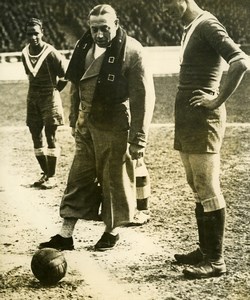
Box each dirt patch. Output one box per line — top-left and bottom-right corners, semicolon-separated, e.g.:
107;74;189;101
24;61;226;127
0;124;249;300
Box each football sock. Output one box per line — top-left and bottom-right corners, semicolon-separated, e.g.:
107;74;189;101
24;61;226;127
59;218;78;238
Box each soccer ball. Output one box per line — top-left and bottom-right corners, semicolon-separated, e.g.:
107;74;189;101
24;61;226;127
31;248;67;285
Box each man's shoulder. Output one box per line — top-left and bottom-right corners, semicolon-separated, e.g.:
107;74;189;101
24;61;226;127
126;36;143;51
21;45;28;54
199;12;224;31
45;43;64;60
45;43;59;53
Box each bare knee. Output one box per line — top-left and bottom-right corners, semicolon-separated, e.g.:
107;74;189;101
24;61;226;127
45;125;57;148
194;173;222;200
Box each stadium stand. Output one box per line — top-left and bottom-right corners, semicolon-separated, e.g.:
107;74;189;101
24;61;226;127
0;0;249;53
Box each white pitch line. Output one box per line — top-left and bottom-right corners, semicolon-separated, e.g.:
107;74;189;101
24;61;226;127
0;164;160;300
0;187;142;300
66;251;144;300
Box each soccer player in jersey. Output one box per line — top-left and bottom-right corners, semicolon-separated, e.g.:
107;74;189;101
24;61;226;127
160;0;249;278
22;18;67;189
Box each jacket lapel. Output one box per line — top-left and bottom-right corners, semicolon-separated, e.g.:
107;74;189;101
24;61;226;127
81;50;105;81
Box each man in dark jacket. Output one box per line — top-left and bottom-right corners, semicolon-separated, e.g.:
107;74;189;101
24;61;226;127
39;4;155;251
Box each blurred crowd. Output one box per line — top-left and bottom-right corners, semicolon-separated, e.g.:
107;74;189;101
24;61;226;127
0;0;249;52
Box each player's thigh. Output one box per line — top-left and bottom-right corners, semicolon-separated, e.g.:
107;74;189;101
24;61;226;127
179;152;195;190
41;90;64;126
189;153;221;197
28;123;44;148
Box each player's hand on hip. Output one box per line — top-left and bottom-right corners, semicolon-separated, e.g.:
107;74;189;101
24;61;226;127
129;144;145;160
189;89;219;110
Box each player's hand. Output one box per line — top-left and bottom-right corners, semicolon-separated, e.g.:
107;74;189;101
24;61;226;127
189;89;219;110
129;144;145;160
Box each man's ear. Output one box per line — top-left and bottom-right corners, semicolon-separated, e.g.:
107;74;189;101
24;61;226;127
115;18;119;27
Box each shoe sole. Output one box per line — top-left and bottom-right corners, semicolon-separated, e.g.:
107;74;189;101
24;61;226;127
38;245;74;251
94;246;116;251
183;269;226;279
174;258;203;265
33;182;45;187
94;242;119;251
124;219;150;227
40;184;58;190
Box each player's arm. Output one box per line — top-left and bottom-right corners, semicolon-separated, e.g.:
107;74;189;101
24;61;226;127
190;57;249;110
53;50;68;92
21;53;30;75
211;58;249;107
190;19;249;109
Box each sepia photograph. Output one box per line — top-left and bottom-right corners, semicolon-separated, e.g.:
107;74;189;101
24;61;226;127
0;0;249;299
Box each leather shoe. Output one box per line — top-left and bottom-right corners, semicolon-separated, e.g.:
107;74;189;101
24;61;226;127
33;173;48;187
40;176;57;189
94;232;119;251
183;259;226;279
39;234;74;251
174;248;204;265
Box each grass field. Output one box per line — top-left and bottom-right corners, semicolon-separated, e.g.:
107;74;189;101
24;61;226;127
0;72;249;126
